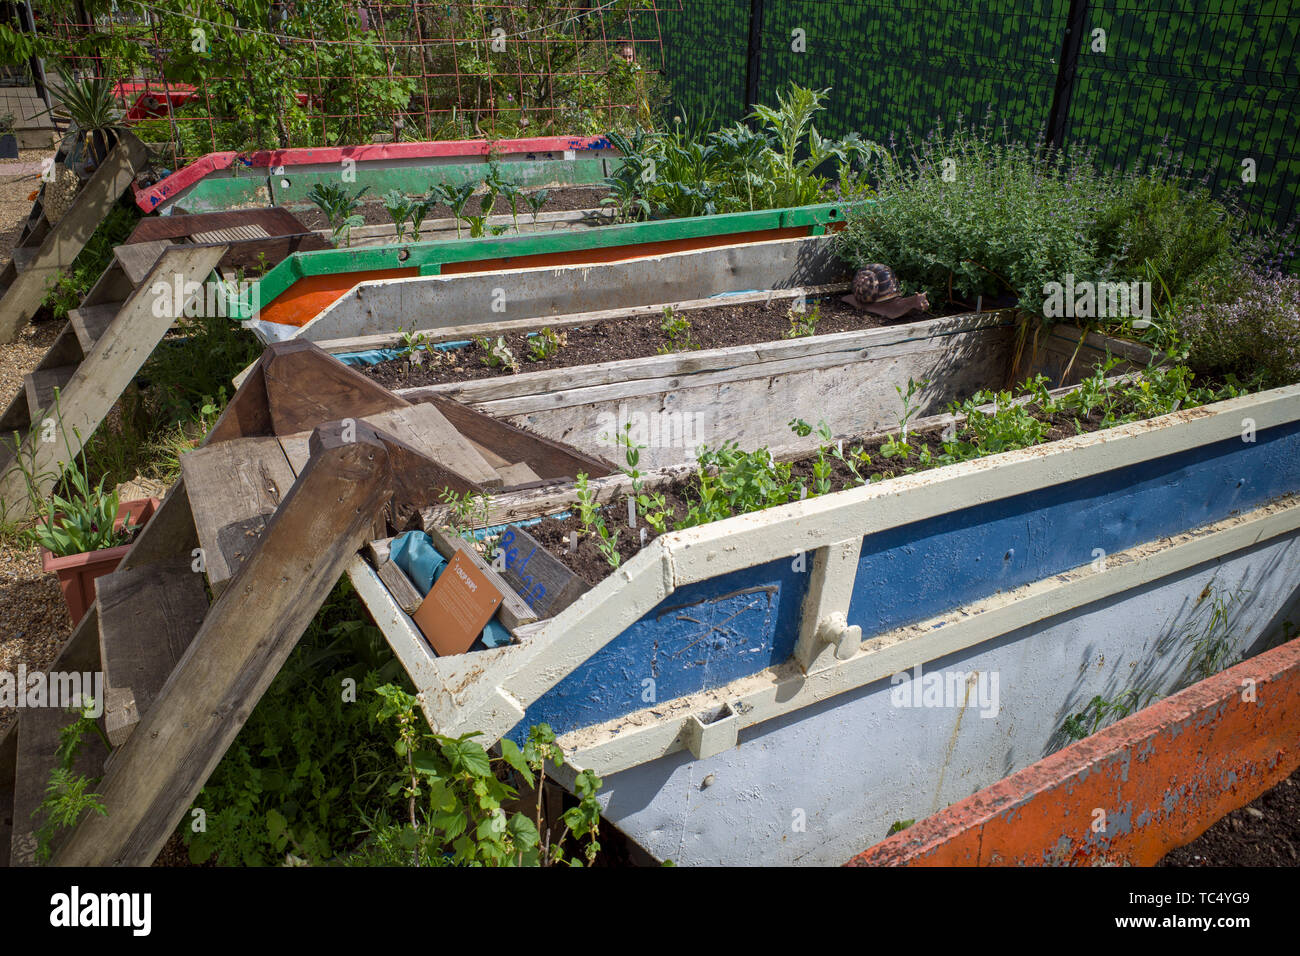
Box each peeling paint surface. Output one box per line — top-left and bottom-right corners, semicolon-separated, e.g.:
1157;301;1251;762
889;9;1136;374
848;421;1300;638
513;557;808;740
848;634;1300;867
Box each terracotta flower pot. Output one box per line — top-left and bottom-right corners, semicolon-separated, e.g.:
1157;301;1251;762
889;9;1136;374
39;497;161;626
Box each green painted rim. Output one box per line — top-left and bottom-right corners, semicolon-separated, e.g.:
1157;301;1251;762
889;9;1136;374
237;201;861;320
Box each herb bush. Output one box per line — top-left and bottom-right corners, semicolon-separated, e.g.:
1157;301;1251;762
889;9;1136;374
834;122;1253;315
1173;267;1300;389
1092;169;1235;305
834;120;1118;311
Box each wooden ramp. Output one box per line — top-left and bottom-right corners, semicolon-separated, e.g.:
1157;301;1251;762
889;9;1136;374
0;244;228;523
0;341;607;866
0;134;151;343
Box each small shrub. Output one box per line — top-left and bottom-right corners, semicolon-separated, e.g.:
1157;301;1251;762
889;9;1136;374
835;120;1117;313
1093;170;1235;304
1173;268;1300;389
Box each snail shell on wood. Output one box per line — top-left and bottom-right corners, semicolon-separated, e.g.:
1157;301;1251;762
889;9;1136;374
852;264;901;303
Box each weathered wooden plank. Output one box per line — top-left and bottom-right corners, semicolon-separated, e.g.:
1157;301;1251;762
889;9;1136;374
277;430;313;475
24;364;76;417
426;525;536;632
0;134;149;341
402;311;1014;408
467;439;511;469
97;556;210;746
54;421;394;866
497;461;542;486
260;340;407;435
113;239;173;286
492;524;588;618
373;553;424;614
419;395;613;479
0;722;15;867
11;705;110;867
180;436;297;595
362;404;501;488
68;302;123;351
0;245;229;523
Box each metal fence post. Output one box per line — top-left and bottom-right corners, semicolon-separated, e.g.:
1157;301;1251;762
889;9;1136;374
1046;0;1090;149
745;0;766;117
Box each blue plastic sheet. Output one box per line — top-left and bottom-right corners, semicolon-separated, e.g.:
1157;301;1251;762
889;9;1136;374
389;530;513;649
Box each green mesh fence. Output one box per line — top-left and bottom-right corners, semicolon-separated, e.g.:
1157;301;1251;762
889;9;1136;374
654;0;1299;232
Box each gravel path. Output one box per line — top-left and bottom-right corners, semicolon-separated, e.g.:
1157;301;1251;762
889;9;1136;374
0;146;73;737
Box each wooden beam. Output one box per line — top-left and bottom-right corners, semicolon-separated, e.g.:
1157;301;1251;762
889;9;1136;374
54;421;394;866
0;245;228;522
97;556;210;746
180;436;297;595
0;133;150;342
260;340;407;435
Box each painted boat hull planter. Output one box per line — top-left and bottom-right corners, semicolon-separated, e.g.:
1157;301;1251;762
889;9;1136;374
39;497;162;626
846;636;1300;866
238;206;849;336
352;384;1300;865
133;135;621;215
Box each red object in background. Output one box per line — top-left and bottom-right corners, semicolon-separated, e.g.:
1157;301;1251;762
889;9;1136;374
39;497;161;626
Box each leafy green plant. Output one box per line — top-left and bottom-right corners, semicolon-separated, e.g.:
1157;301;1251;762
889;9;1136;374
476;335;520;373
46;67;128;166
308;182;370;246
658;305;699;353
439;487;492;538
34;697;111;863
42;203;140;321
441;181;477;238
574;472;600;533
397;325;430;358
524;188;550;225
364;691;602;867
603;85;877;220
25;442;135;557
184;582;402;866
592;521;622;569
835;119;1120;313
785;302;820;338
381;189;430;243
1061;690;1148;742
526;327;566;362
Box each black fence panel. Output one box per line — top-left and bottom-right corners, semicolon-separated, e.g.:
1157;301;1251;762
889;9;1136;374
656;0;1299;233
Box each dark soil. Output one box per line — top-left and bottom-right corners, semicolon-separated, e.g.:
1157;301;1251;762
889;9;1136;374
294;185;609;231
1159;767;1300;866
518;405;1109;586
362;295;922;391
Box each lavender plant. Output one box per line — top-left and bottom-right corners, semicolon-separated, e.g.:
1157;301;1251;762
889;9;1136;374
1174;267;1300;388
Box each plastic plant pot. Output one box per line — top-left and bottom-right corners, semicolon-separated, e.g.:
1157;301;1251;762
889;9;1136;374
39;497;160;625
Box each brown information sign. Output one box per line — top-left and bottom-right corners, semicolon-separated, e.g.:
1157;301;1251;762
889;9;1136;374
412;551;503;656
